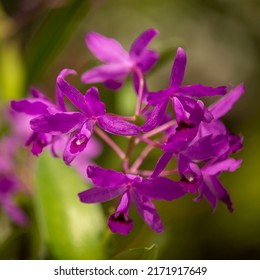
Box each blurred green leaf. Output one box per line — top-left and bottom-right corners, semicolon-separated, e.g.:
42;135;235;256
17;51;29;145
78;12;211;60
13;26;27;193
0;41;25;101
35;153;106;259
25;0;90;85
113;244;158;260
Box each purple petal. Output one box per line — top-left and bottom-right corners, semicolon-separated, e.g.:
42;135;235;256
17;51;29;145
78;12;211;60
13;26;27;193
2;198;28;226
98;115;140;136
178;156;201;194
136;49;159;73
195;182;217;211
141;99;169;132
104;80;125;90
203;158;242;176
130;29;159;58
228;133;243;154
56;69;77;111
30;112;85;135
57;70;90;114
172;97;187;125
199;120;227;138
84;87;106;117
63;120;94;165
87;165;126;187
151;152;173;178
188;100;206;125
29;87;47;99
131;190;164;233
205;176;233;212
184;135;229;161
0;176;19;194
108;191;133;235
78;185;126;203
170;47;187;89
81;64;130;85
27;132;50;156
163;133;189;153
147;90;170;106
86;32;130;63
136;177;185;201
208;83;245;119
178;84;227;97
108;212;133;235
11;100;49;115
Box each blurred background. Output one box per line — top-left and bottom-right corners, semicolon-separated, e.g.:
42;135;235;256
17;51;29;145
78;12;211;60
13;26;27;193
0;0;259;260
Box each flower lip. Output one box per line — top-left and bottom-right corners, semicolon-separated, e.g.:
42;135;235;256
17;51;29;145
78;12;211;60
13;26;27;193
108;211;134;235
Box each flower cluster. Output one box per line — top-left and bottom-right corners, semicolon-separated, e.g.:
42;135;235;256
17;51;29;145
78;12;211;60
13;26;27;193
11;29;245;234
0;111;28;226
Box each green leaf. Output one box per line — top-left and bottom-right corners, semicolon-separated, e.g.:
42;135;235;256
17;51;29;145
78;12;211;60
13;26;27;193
0;41;25;101
113;244;158;260
34;153;106;259
25;0;90;85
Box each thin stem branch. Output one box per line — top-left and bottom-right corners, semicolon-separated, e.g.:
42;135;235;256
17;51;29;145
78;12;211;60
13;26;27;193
142;119;176;139
135;135;162;147
134;67;145;117
94;127;125;160
107;113;135;121
140;104;151;115
130;145;154;172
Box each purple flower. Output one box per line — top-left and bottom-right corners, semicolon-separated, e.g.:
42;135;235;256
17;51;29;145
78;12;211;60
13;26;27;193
152;133;229;181
194;158;242;212
142;47;226;132
0;176;28;226
81;29;159;90
10;77;67;156
79;165;185;234
30;70;140;164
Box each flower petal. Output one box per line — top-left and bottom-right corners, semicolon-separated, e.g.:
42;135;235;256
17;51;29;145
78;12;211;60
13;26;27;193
184;135;229;161
30;112;85;135
141;99;169;132
170;47;187;89
81;64;130;85
108;213;133;235
203;158;242;176
87;165;126;187
86;32;130;63
208;83;245;119
84;87;106;117
131;190;164;233
178;84;227;97
130;29;159;57
199;120;227;138
2;198;28;226
136;49;159;73
104;79;125;90
98;115;140;136
11;100;49;115
57;70;90;114
151;152;173;178
136;177;185;201
147;90;170;106
78;186;126;203
56;69;77;111
63;120;95;165
194;182;217;211
108;191;133;235
205;176;233;212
